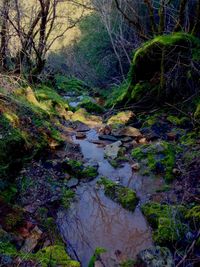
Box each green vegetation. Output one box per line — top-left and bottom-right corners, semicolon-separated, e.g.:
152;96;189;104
99;177;139;211
88;247;107;267
142;202;188;245
61;189;75;209
64;160;98;180
34;243;80;267
109;33;200;107
132;141;176;182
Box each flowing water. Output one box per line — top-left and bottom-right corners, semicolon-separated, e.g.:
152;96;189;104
57;129;156;266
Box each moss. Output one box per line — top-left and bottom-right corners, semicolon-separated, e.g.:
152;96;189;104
0;241;17;256
71;108;102;126
82;166;98;180
142;202;187;245
120;260;136;267
194;103;200;119
99;177;139;211
131;141;176;182
185;206;200;226
0;115;26;180
78;98;104;113
54;75;88;94
34;243;80;267
167;115;189;126
114;33;200;106
88;247;107;267
61;189;75;209
35;85;69;115
64;160;98;180
107;111;134;126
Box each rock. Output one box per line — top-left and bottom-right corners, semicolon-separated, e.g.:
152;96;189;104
120;136;133;143
99;135;118;142
107;111;135;126
137;246;174;267
73;121;90;132
95;261;104;267
76;132;86;139
166;132;178;141
99;125;112;135
146;132;160;141
67;178;79;188
21;226;43;253
132;163;140;171
139;137;147;144
172;168;181;176
104;141;122;159
113;126;142;138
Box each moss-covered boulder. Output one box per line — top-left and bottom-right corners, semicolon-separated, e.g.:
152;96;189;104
107;111;135;127
142;202;187;245
99;177;139;211
114;33;200;106
71;108;102;126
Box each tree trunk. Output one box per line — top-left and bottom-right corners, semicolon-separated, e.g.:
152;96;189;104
0;0;10;71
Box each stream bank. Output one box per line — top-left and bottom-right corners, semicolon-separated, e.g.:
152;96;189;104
0;86;200;267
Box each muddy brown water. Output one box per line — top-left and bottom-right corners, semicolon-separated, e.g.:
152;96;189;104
57;129;160;267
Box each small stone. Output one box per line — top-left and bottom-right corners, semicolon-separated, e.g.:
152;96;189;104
172;168;181;175
95;261;104;267
76;132;86;139
139;137;147;144
113;126;142;138
132;163;140;171
67;178;79;188
104;141;122;159
167;132;178;141
99;135;118;142
99;125;112;135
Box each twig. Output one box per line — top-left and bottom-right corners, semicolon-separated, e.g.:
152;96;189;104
176;229;200;267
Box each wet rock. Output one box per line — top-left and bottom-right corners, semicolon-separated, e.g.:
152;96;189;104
99;125;112;135
137;246;174;267
99;135;118;142
113;126;142;138
132;163;140;171
120;136;133;143
95;261;104;267
21;226;43;253
146;132;160;141
76;132;86;139
73;121;90;132
67;178;79;188
104;141;122;159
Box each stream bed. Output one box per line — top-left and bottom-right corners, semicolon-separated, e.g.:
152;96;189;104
57;129;155;266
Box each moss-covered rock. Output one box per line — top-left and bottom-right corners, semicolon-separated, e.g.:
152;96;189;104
99;177;139;211
132;141;176;182
142;202;187;245
64;160;98;181
71;108;102;126
34;244;80;267
107;111;135;127
112;33;200;106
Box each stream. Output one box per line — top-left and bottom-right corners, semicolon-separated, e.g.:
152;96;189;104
57;128;154;267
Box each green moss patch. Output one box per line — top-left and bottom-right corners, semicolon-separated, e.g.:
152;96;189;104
64;160;98;181
99;177;139;211
142;202;188;245
132;141;176;182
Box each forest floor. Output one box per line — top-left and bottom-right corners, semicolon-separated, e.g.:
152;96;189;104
0;86;200;267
